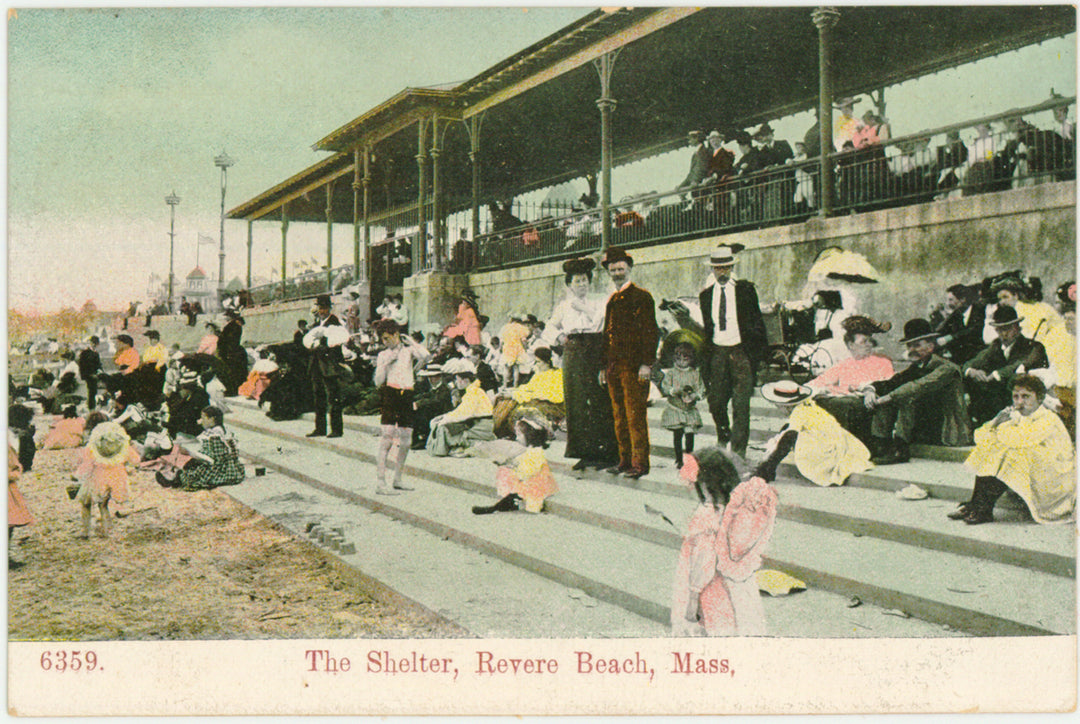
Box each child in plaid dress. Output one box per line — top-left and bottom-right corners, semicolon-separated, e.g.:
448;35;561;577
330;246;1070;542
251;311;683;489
157;407;244;491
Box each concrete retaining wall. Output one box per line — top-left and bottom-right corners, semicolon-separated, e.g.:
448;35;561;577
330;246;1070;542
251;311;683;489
410;182;1076;358
151;182;1075;355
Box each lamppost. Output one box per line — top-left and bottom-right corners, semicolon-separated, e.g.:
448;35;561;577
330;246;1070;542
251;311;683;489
214;150;235;306
165;191;181;313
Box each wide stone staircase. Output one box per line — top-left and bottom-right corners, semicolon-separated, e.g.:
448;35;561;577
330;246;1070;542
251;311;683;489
220;393;1075;639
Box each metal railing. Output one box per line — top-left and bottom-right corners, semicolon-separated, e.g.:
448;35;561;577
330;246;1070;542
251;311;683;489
243;97;1075;298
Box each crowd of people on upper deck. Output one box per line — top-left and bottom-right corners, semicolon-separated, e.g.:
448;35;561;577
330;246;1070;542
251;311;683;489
447;91;1073;274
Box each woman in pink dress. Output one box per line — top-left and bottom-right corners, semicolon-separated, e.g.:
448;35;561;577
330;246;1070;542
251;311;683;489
672;447;778;637
442;291;482;346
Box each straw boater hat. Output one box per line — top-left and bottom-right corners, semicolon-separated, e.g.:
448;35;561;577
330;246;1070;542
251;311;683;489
417;364;445;377
988;306;1025;328
441;358;477;376
600;246;634;268
704;244;745;267
87;422;131;466
761;380;813;405
898;318;938;344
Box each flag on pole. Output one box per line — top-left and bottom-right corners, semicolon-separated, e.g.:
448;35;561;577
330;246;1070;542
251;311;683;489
198;232;216;245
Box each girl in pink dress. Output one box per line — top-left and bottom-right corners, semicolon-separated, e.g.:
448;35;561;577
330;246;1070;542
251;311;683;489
671;447;778;637
73;422;140;538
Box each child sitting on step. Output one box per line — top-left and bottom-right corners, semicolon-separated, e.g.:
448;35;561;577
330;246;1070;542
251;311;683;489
472;417;557;515
659;343;707;469
155;406;244;491
671;446;778;637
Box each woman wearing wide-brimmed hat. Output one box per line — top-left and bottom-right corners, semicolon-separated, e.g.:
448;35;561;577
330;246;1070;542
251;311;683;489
442;289;482;347
73;422;140;537
543;257;618;470
755;380;872;487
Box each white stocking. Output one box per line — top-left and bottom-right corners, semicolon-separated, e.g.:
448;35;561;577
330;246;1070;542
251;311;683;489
377;425;395;483
392;427;413;484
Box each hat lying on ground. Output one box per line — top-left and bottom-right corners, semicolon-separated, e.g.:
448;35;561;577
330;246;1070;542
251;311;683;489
761;380;813;405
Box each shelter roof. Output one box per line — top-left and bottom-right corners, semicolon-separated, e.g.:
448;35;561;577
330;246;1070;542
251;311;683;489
231;6;1075;224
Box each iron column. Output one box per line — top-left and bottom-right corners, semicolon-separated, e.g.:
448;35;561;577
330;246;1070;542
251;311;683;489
214;150;235;304
165;191;180;314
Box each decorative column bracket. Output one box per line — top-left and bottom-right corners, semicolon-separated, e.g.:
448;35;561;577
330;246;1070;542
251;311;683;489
324;180;335;293
415;118;430;274
593;49;621;254
811;6;840;218
464;112;486;245
280;205;290;299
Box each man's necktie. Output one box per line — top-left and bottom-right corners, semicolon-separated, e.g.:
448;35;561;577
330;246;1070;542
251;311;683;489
718;285;727;331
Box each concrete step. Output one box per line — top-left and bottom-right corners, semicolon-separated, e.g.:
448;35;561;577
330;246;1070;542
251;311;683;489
648;398;973;463
231;396;976;503
228;398;1070;575
226;420;961;638
225;469;667;638
224;404;1074;636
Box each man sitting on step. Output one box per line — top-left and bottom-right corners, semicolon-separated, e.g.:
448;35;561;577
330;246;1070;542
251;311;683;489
861;318;973;465
963;305;1048;427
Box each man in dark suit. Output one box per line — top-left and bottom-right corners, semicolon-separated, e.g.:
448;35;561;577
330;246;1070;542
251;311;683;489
303;294;349;438
599;247;659;479
963;305;1049;426
754;123;794;168
865;319;973;464
78;336;102;409
931;284;986;364
699;245;768;458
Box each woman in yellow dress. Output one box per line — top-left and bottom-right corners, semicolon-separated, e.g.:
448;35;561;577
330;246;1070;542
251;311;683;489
755;380;872;487
951;374;1074;525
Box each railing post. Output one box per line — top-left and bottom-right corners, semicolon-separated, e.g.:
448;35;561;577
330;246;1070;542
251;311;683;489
812;6;840;218
467;114;483;244
362;145;372;285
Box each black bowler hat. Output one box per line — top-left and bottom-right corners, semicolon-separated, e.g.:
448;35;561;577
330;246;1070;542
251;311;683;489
989;306;1025;328
601;247;634;268
315;294;332;309
898;318;937;344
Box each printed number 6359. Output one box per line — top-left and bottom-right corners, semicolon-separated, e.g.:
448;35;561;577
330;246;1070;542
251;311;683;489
40;651;99;672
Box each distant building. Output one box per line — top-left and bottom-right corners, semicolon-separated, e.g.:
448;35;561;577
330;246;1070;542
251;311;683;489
184;266;217;312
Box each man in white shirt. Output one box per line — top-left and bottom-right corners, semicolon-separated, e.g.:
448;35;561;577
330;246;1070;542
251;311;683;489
697;245;768;458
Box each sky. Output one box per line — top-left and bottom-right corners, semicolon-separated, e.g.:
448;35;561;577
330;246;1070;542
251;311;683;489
7;6;590;312
6;6;1077;313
